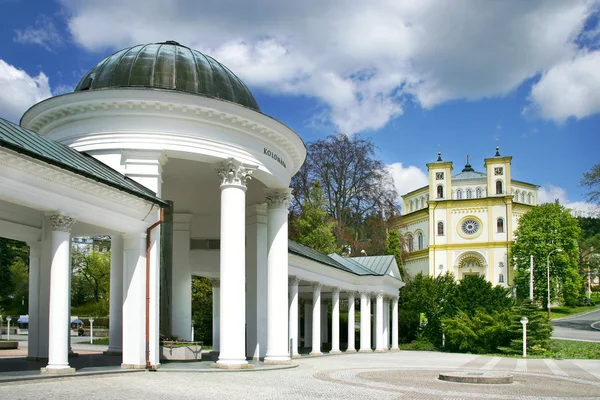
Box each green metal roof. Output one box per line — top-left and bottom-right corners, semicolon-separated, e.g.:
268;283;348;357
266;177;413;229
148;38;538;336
350;255;395;275
0;118;166;206
75;41;260;112
329;254;377;276
288;240;354;273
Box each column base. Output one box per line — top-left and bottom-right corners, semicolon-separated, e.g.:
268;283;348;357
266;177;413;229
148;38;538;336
309;351;323;356
292;353;302;359
345;349;357;353
121;363;147;369
212;362;254;370
40;367;76;375
264;357;292;365
329;350;342;355
358;349;373;353
390;348;400;352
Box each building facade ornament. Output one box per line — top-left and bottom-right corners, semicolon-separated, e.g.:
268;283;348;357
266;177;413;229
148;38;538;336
46;213;76;232
288;276;301;286
216;158;255;189
264;188;292;210
376;292;384;300
332;287;341;296
312;282;323;292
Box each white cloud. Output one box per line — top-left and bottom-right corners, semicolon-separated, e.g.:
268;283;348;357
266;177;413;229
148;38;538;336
0;60;52;123
538;184;600;217
14;14;64;52
386;162;429;200
57;0;597;133
526;51;600;123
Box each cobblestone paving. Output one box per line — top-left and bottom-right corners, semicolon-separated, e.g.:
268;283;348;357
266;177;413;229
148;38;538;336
1;351;599;400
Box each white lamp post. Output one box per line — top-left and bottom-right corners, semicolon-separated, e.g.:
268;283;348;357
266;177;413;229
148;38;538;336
0;314;3;340
6;316;12;341
547;248;563;319
520;317;529;358
530;255;534;301
89;318;95;344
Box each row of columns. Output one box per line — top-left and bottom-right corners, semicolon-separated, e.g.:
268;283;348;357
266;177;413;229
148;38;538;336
288;280;399;356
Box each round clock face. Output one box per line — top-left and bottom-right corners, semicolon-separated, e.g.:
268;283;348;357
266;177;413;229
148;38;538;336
461;219;480;235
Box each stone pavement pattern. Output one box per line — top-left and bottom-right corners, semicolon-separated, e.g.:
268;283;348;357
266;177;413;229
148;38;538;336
1;351;600;399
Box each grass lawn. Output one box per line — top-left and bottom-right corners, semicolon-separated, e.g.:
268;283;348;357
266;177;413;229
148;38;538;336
90;337;109;345
548;339;600;359
549;305;598;319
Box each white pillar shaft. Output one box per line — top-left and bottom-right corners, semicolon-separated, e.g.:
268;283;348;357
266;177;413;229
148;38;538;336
391;297;399;350
384;299;389;349
331;290;340;353
359;293;370;352
107;235;124;353
265;201;290;363
321;302;328;343
46;229;71;370
375;294;384;351
218;185;247;366
289;280;299;356
172;227;192;341
122;233;147;368
212;284;220;351
311;286;322;355
147;223;161;367
27;242;41;359
347;293;356;352
304;301;312;347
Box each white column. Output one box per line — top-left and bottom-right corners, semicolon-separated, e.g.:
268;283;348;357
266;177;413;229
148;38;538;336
331;288;341;354
172;214;193;340
216;158;254;368
346;292;356;352
121;232;147;369
375;292;384;352
106;234;123;355
147;213;161;368
26;241;41;360
288;276;301;357
304;301;312;348
383;297;390;350
321;302;328;343
310;283;322;356
264;189;292;364
42;213;76;374
210;279;220;352
391;296;399;351
359;292;371;352
245;204;268;360
37;220;52;360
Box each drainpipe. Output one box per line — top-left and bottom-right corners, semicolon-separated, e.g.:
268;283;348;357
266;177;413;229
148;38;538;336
146;208;164;369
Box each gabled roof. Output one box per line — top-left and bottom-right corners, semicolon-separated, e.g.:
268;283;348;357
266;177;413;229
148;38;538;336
329;253;376;276
350;255;396;275
0;117;167;206
288;240;352;273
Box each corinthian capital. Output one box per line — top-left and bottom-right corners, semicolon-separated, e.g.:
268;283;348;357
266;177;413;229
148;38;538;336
46;213;76;232
215;158;256;189
264;188;292;209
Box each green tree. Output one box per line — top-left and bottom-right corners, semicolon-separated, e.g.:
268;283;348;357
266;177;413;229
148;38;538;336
0;238;28;313
443;309;511;354
453;274;511;317
71;248;111;303
191;276;213;344
578;217;600;296
580;164;600;205
290;182;338;254
385;230;407;281
511;202;582;307
505;300;553;354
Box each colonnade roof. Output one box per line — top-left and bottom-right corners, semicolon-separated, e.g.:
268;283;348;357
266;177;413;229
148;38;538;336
0;117;166;206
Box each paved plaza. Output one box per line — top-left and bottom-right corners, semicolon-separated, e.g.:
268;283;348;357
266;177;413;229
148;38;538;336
1;350;599;399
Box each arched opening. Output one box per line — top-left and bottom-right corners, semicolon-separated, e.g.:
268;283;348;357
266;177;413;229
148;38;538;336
437;185;444;199
437;221;444;236
496;180;503;194
497;218;504;233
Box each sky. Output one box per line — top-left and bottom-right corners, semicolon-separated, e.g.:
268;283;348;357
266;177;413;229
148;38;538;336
1;0;599;215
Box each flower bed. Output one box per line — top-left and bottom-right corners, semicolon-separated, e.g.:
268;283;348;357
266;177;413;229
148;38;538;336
159;341;203;361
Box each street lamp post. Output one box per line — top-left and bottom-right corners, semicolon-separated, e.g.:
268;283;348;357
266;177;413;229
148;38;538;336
520;317;529;358
89;318;95;344
6;316;12;341
547;248;563;319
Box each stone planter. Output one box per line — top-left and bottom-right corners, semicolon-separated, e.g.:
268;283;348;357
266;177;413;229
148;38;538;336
160;343;203;361
0;341;19;350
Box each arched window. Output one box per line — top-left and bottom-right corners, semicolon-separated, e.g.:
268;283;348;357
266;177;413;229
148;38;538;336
498;274;505;283
521;192;525;203
406;235;414;252
528;193;532;204
437;221;444;236
466;188;473;199
421;197;425;208
497;218;504;233
496;180;503;194
476;187;482;198
426;194;429;202
417;232;424;250
409;200;413;212
514;190;519;202
456;189;463;200
437;185;444;199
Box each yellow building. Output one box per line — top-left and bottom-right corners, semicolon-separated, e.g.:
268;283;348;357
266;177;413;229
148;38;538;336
390;148;538;287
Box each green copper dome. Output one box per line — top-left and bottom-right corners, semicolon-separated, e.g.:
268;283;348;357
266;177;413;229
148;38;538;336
75;41;260;111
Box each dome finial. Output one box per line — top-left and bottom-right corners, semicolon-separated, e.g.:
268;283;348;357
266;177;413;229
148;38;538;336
462;154;474;172
495;146;500;156
437;151;442;162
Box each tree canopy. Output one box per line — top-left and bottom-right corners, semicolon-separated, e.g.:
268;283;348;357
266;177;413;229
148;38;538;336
581;163;600;205
385;230;407;281
511;202;582;307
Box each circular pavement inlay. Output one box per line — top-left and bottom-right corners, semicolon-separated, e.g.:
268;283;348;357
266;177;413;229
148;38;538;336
439;371;513;384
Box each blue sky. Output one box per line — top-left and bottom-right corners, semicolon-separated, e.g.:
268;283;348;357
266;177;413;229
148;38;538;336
1;0;599;215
